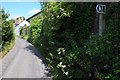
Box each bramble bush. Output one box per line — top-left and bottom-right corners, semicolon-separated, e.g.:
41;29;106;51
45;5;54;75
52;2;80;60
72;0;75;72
27;2;120;79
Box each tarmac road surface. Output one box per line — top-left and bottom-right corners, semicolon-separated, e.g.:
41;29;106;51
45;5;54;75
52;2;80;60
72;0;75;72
0;37;52;79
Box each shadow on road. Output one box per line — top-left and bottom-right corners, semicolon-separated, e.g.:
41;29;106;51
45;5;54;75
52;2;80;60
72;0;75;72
24;44;53;78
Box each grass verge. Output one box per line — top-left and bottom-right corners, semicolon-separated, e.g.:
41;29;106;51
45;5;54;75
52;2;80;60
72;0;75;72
0;39;15;59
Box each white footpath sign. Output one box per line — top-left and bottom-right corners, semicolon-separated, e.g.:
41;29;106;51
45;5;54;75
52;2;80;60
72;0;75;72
96;4;106;13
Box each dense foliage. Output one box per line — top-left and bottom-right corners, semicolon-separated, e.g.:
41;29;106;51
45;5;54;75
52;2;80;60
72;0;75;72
0;9;15;57
27;2;120;79
19;25;29;39
28;15;42;45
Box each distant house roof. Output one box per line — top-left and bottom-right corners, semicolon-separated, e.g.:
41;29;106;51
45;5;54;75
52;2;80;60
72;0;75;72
14;16;25;25
15;20;30;27
26;11;41;22
18;20;30;27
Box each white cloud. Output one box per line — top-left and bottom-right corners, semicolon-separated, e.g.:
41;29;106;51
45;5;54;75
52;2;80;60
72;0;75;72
9;15;21;20
28;9;40;15
12;16;21;19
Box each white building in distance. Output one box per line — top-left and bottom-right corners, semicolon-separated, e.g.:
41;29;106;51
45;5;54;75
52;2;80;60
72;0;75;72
14;20;30;35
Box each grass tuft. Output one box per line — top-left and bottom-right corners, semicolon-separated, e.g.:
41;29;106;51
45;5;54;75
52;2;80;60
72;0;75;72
0;39;15;59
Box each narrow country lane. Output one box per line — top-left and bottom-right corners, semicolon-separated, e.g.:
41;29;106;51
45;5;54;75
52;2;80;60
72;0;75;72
0;37;52;78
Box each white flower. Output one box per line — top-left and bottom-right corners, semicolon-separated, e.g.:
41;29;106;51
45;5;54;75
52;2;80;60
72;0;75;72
63;49;65;53
57;47;65;54
64;72;68;75
59;62;62;65
62;65;66;68
58;52;61;54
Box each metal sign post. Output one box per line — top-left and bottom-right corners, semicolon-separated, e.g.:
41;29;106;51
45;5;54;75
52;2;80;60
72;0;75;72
96;4;106;36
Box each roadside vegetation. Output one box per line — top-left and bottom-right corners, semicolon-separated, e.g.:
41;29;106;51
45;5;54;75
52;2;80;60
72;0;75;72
0;9;15;59
19;26;29;40
20;2;120;79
